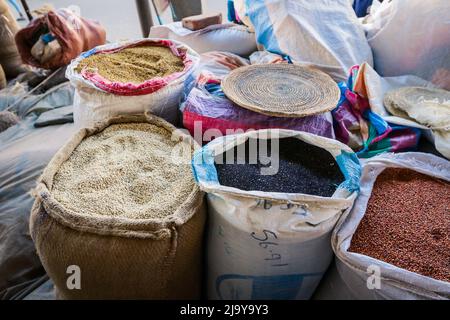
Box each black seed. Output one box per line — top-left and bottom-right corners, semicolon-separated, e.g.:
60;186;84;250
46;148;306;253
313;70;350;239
215;137;344;197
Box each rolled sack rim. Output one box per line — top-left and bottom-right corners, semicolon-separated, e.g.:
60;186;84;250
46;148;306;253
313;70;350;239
32;114;204;239
192;128;362;209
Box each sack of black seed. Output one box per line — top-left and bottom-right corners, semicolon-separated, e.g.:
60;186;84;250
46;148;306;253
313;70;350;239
192;129;361;300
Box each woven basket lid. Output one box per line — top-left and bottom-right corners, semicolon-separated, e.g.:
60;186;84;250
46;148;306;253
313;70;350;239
384;86;450;130
222;64;340;118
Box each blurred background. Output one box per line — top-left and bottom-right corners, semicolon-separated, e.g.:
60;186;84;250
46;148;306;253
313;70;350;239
10;0;228;40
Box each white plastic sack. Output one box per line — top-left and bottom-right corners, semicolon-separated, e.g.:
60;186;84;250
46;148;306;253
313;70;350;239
0;122;76;299
240;0;373;82
66;39;199;129
149;22;257;57
192;129;361;300
355;63;436;119
363;0;450;90
194;51;250;81
332;152;450;300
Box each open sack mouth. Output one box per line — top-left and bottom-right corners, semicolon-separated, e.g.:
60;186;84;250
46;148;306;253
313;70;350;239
72;39;196;96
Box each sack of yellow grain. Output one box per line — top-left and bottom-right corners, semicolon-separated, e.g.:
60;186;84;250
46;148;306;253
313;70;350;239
30;114;205;299
66;39;199;128
0;0;27;78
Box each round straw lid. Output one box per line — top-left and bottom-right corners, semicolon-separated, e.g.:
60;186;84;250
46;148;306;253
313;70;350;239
222;64;340;117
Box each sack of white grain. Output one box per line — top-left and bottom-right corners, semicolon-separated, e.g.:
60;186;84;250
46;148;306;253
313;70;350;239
30;114;205;299
66;39;199;128
192;129;361;300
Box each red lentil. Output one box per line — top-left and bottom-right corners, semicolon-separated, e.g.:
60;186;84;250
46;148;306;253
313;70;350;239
349;168;450;282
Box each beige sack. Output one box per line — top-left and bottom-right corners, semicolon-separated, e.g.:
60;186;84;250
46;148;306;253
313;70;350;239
30;114;206;299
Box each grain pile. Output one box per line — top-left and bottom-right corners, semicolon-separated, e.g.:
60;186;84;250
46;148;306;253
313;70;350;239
350;168;450;282
75;45;185;84
52;123;195;219
215;137;344;196
0;110;20;133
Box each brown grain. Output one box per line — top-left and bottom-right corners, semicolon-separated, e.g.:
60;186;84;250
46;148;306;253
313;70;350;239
349;168;450;282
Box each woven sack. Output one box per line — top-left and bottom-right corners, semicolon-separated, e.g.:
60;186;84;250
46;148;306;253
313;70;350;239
149;22;257;57
30;114;206;299
192;129;361;300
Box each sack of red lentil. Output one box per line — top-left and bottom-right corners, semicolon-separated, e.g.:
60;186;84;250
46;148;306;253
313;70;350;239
330;152;450;300
66;39;200;128
30;114;206;299
192;129;361;300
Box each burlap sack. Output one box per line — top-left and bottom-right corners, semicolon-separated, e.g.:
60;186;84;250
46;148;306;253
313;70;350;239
30;114;206;299
0;0;27;78
15;8;106;70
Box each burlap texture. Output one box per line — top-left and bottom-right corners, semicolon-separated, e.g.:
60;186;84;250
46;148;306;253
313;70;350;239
30;114;205;299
